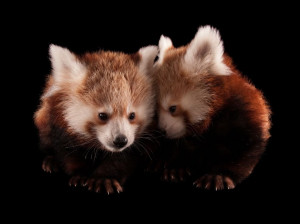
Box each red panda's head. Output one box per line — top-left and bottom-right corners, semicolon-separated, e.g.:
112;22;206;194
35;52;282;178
153;26;232;139
44;45;157;152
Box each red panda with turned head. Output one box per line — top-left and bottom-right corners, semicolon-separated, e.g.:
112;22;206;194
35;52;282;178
153;26;271;190
34;44;157;193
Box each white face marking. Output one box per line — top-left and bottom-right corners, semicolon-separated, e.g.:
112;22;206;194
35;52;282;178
159;95;186;138
180;89;211;123
64;97;94;137
63;96;150;152
159;110;186;139
96;117;137;152
159;89;211;139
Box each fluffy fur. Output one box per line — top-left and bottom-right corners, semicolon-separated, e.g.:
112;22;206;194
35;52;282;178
34;45;158;193
152;26;271;190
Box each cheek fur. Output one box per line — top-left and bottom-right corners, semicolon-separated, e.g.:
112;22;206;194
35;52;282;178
63;97;95;137
159;112;186;138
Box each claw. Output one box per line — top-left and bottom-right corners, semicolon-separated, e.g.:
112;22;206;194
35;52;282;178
163;169;169;181
112;179;123;193
224;176;235;189
104;179;114;194
186;168;192;176
215;175;224;191
42;156;58;173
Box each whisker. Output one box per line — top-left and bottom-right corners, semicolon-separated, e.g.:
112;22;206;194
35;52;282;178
134;139;153;160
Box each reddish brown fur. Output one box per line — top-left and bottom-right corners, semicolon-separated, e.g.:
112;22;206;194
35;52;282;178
153;46;271;189
34;47;156;193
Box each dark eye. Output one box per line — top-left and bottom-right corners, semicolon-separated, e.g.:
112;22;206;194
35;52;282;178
169;106;177;114
128;112;135;121
98;113;108;121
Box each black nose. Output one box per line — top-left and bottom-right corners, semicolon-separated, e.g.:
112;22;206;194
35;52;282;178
113;135;128;149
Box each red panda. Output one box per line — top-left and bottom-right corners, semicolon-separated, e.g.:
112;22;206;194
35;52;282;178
34;44;158;193
152;26;271;190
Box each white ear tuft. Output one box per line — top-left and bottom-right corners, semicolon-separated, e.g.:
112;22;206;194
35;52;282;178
183;26;231;76
49;44;86;84
138;45;158;74
157;35;173;64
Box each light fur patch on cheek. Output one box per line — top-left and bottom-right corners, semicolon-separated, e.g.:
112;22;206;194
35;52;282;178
64;98;94;136
95;124;112;150
159;112;186;138
181;89;211;123
132;103;154;133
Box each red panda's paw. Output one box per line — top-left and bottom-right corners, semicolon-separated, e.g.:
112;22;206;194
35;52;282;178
193;174;235;191
69;175;87;187
42;156;59;173
83;178;124;194
162;168;191;183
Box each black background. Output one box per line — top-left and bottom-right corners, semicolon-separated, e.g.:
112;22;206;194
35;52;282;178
8;4;296;220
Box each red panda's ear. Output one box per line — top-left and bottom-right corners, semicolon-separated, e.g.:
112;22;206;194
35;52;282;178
138;45;158;75
49;44;87;84
157;35;173;64
183;26;231;76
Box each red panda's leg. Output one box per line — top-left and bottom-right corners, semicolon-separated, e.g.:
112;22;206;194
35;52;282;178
42;153;88;175
162;150;193;182
194;119;269;190
193;96;270;190
194;142;266;190
149;138;193;182
70;153;138;194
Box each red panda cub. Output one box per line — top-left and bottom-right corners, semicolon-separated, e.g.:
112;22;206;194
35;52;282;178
34;45;157;193
153;26;271;190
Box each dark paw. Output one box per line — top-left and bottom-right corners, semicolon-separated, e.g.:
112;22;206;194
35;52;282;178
162;168;191;182
42;156;59;173
69;176;88;187
193;174;235;190
82;178;124;194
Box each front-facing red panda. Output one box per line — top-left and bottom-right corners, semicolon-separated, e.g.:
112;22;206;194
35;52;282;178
152;26;271;190
34;44;158;193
